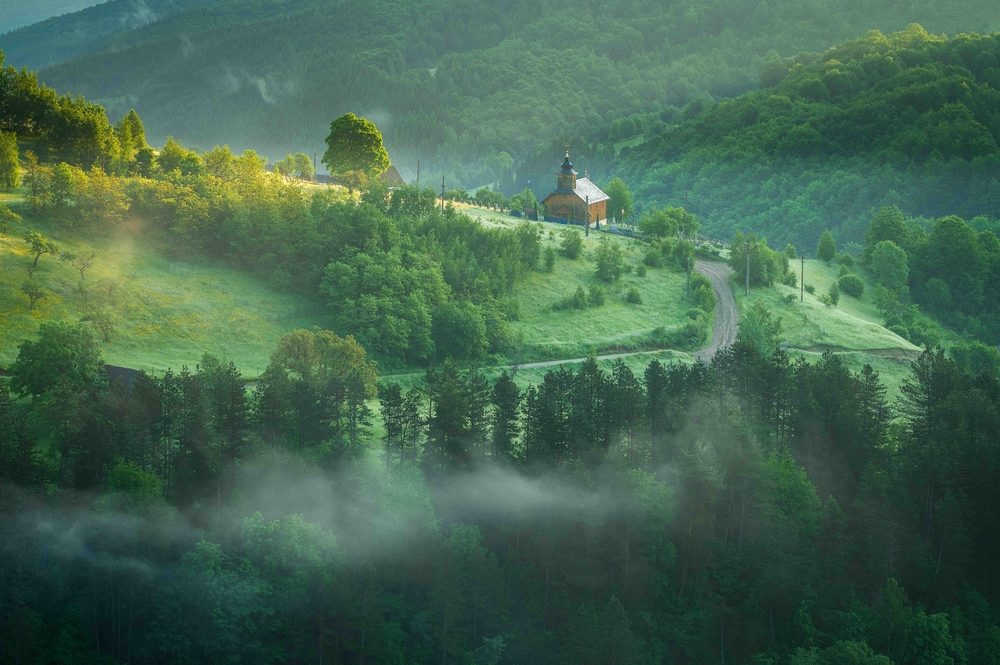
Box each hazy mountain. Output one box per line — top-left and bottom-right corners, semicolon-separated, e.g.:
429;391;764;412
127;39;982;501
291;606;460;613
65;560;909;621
8;0;1000;187
0;0;100;34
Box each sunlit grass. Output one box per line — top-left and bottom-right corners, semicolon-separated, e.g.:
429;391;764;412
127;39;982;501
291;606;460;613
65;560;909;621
459;206;705;362
0;214;327;376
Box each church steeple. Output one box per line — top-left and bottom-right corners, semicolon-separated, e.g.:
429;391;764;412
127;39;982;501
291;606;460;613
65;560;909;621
557;145;577;192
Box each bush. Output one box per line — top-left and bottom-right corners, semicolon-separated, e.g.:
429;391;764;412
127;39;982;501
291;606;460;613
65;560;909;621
686;308;705;321
838;274;864;297
543;246;555;272
784;293;797;304
643;248;664;267
625;286;642;304
838;252;855;267
559;228;583;259
594;239;625;282
554;286;589;311
588;284;606;307
635;264;647;277
805;284;816;294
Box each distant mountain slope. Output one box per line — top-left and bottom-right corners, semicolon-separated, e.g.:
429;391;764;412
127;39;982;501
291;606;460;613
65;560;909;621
9;0;1000;185
0;0;99;34
1;0;212;69
619;26;1000;245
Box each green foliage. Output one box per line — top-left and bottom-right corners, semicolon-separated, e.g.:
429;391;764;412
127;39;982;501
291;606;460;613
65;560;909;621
838;274;864;298
0;130;18;189
543;245;555;272
864;206;909;262
588;284;606;307
274;152;316;180
623;29;1000;246
10;320;103;397
0;202;20;233
322;112;390;187
870;240;909;295
23;231;59;269
560;227;584;259
817;230;837;262
785;243;798;259
820;281;840;308
638;206;699;239
625;286;642;304
729;231;791;287
604;177;633;223
737;300;783;355
432;301;489;361
19;280;46;309
594;238;625;282
256;328;377;449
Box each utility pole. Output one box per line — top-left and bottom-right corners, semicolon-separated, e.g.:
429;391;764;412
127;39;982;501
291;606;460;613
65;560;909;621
585;196;590;237
440;175;446;212
745;240;751;296
800;252;806;302
416;160;420;189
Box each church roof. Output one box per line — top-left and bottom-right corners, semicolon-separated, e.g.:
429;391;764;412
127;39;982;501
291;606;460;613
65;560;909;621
542;177;610;205
574;177;609;203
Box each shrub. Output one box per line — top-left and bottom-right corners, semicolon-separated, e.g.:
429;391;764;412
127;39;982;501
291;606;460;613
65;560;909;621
685;308;704;321
625;287;642;304
559;228;583;259
805;284;816;294
588;284;606;307
543;246;555;272
594;239;625;282
635;264;647;277
784;293;797;304
838;274;864;297
643;248;663;267
555;286;589;311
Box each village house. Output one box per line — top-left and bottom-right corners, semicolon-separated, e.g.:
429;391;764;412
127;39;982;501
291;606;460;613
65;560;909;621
542;149;608;226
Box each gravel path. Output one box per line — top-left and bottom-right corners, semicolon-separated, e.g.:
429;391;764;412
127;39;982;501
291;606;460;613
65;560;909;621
692;259;738;362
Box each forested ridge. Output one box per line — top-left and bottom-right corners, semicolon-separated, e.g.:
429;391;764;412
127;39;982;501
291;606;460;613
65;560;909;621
6;0;1000;189
620;27;1000;246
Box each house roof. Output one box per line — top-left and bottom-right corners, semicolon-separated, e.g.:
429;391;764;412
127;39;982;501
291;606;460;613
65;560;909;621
380;164;405;186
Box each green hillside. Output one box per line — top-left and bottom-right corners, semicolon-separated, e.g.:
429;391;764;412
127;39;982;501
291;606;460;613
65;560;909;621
0;212;327;375
9;0;1000;186
620;27;1000;245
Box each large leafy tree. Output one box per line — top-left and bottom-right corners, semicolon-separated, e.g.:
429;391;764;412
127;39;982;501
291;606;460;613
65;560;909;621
322;112;390;190
604;177;634;223
10;321;104;398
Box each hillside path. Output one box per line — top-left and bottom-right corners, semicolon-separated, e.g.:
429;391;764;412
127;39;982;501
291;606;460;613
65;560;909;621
692;259;738;362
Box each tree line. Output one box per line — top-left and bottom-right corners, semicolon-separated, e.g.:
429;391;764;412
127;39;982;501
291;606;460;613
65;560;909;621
3;311;1000;663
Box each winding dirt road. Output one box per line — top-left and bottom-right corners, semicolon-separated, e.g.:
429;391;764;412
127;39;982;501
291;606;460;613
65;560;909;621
692;259;738;362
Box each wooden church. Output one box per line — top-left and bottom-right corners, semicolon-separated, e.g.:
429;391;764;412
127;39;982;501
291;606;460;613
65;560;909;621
542;149;608;225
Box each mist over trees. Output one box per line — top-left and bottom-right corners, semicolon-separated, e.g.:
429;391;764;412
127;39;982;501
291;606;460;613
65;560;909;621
3;316;1000;663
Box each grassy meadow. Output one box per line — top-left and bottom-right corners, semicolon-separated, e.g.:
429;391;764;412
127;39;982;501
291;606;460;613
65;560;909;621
458;206;703;362
0;213;328;376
